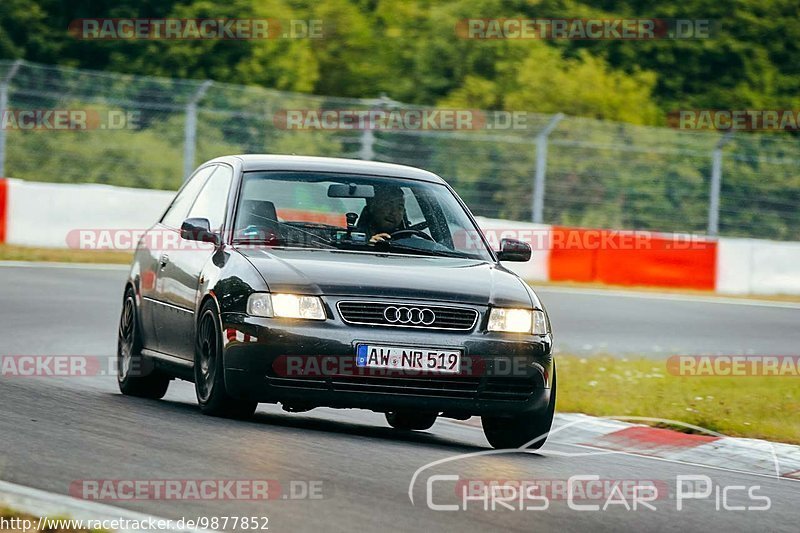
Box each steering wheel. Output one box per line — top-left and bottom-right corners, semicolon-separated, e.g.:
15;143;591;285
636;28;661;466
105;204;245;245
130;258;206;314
391;229;435;242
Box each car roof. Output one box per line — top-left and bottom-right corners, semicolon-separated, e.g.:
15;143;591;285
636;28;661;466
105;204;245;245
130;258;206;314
204;154;447;184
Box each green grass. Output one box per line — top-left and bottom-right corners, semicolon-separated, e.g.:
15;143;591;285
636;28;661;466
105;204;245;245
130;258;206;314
557;354;800;444
0;244;132;264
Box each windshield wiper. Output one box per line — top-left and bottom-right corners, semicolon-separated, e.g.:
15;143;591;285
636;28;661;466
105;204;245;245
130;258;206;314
233;238;331;250
381;242;473;259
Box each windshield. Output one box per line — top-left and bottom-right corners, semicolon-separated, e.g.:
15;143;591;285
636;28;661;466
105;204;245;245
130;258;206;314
233;171;493;261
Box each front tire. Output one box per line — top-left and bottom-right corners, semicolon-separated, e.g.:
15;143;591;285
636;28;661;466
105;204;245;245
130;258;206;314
385;411;438;431
117;288;170;399
482;366;557;449
194;301;257;419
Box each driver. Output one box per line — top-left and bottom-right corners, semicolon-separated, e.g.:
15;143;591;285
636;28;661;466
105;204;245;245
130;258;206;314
356;184;408;244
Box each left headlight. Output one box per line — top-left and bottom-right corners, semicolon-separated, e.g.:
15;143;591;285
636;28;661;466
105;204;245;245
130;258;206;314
487;308;549;334
247;293;326;320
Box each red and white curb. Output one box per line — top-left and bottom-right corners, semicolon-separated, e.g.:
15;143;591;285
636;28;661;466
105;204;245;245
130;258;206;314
224;328;258;346
458;413;800;479
0;480;213;533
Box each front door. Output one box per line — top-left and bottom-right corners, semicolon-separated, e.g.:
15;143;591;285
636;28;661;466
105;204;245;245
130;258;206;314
154;165;233;361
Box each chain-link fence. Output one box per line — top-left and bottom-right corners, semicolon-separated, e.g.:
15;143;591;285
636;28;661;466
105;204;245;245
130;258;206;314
1;59;798;240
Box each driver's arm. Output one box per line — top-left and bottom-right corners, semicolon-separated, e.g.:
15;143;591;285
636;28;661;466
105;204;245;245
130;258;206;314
369;232;391;244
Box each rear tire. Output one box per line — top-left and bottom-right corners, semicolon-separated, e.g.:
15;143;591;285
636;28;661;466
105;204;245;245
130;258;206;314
194;301;257;419
117;288;170;399
386;411;437;431
482;365;557;449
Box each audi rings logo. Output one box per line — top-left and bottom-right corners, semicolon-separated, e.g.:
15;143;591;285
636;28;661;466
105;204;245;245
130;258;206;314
383;306;436;326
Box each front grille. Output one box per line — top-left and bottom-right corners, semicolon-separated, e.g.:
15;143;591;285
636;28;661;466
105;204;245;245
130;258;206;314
337;301;478;331
266;372;538;401
481;377;537;400
331;375;481;399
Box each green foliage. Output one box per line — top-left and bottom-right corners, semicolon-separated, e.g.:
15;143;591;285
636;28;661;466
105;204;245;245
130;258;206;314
7;121;185;190
3;0;797;120
440;45;661;124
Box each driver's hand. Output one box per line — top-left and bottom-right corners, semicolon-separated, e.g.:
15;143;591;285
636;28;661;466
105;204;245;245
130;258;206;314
369;233;392;244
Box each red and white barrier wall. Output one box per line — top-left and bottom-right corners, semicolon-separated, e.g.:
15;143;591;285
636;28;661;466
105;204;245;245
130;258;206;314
474;216;800;295
1;178;799;295
0;178;173;249
715;238;800;295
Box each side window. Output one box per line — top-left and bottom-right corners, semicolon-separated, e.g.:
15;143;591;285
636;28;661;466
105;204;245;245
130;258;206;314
403;188;426;227
187;165;233;230
415;189;453;245
161;166;216;228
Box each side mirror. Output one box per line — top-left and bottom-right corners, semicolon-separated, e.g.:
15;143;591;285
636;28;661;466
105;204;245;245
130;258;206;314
496;238;531;262
180;217;220;245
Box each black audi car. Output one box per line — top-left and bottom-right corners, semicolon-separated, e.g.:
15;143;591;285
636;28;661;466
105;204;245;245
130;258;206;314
118;155;555;449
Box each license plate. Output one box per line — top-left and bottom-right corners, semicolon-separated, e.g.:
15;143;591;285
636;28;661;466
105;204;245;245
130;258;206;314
356;344;461;374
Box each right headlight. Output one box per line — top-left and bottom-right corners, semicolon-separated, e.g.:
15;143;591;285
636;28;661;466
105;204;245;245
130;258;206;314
487;308;549;335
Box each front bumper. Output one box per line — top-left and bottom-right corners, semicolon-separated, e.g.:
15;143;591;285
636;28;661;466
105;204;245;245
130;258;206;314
221;309;553;417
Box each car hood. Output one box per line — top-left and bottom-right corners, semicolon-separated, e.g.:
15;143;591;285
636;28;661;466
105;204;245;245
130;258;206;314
238;247;537;307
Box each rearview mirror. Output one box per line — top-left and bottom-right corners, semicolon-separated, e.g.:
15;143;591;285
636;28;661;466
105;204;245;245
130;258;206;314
328;183;375;198
180;217;220;245
496;238;531;262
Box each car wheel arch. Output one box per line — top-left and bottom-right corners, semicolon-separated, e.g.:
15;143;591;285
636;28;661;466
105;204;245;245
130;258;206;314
195;291;237;391
122;282;142;329
123;280;136;298
197;292;222;324
196;292;229;352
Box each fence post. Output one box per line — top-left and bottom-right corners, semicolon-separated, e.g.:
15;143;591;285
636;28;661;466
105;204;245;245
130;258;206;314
359;94;401;161
0;60;23;178
183;80;213;181
707;131;733;237
532;113;564;223
359;128;374;160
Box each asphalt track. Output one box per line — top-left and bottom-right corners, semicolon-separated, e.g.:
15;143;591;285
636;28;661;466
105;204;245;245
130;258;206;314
1;263;799;532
